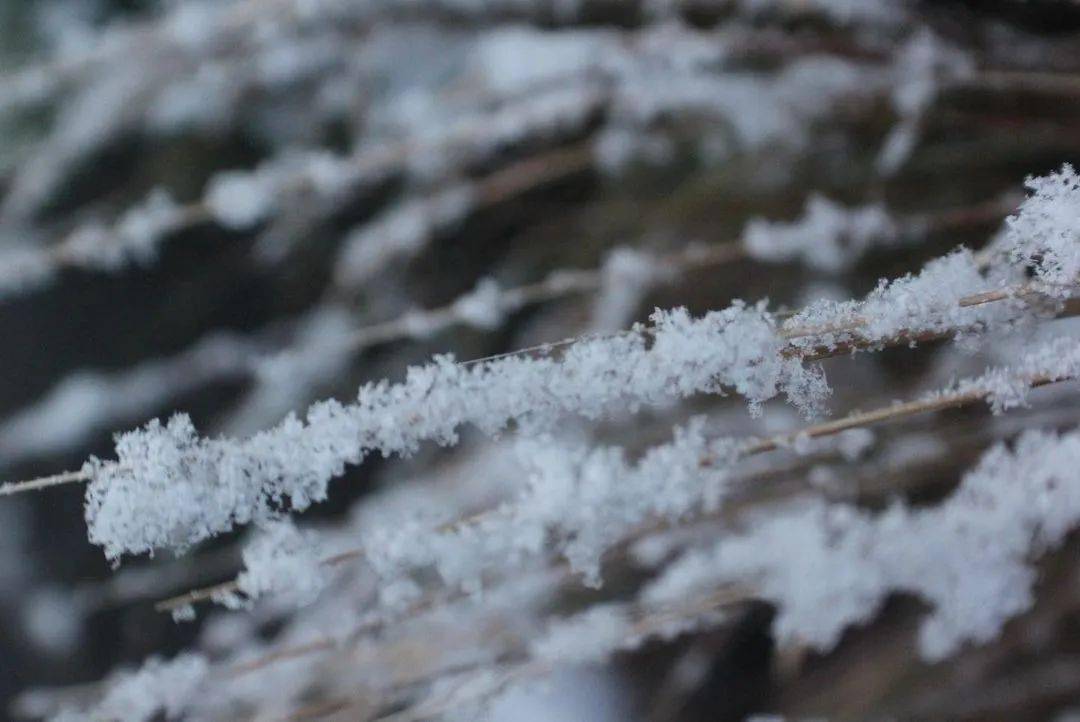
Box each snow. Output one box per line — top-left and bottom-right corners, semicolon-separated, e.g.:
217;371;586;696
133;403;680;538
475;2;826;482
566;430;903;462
51;654;208;722
334;186;475;288
742;195;899;272
81;224;1073;562
0;334;254;463
235;520;328;607
590;247;667;332
486;669;632;722
0;246;56;301
647;428;1080;661
22;586;81;657
1005;163;1080;292
83;302;824;560
453;277;506;331
0;188;183;300
876;30;973;175
531;605;632;665
784;248;1030;353
203;170;275;230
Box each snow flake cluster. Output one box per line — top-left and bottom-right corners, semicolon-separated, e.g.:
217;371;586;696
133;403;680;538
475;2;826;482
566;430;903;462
83;303;823;559
1005;163;1080;292
647;428;1080;660
742;194;899;272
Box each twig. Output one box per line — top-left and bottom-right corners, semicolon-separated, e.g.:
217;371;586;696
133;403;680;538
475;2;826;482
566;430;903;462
0;469;89;496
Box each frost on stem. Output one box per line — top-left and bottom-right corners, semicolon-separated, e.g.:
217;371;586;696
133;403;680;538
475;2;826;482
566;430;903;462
0;188;184;301
742;194;899;272
646;429;1080;661
590;247;669;332
352;337;1080;614
232;520;328;609
953;335;1080;412
51;654;207;722
193;334;1080;613
784;248;1030;351
451;277;506;331
1005;163;1080;293
358;419;739;597
83;303;825;560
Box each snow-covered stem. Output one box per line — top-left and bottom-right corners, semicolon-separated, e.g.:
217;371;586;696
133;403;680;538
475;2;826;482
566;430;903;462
325;426;1080;719
743;363;1069;455
0;141;591;304
1;263;1072;503
0;241;737;463
2;191;1010;463
648;426;1080;661
153;339;1080;616
0;192;204;302
80;297;835;561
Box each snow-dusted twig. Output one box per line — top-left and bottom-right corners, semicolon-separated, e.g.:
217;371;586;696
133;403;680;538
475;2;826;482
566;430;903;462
648;426;1080;661
0;240;740;463
0;191;203;302
323;425;1080;721
0;260;1062;528
153;336;1080;616
8;157;1080;565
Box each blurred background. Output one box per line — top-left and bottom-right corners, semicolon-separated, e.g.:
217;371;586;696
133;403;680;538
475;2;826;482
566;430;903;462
1;1;1080;720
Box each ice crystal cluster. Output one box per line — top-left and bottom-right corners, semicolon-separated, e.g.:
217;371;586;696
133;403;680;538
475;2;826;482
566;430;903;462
3;1;1080;721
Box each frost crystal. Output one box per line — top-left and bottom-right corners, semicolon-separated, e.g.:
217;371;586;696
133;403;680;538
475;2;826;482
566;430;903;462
531;605;632;665
1005;163;1080;291
785;248;1028;351
51;654;207;722
84;303;822;559
742;195;899;272
649;429;1080;660
452;277;505;330
236;519;328;607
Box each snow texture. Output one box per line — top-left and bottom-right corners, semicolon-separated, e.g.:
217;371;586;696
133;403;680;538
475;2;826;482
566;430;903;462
647;429;1080;660
1005;163;1080;292
743;194;899;272
83;303;824;560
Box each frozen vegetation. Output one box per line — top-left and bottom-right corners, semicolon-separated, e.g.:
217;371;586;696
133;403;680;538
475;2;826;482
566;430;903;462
1;1;1080;721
